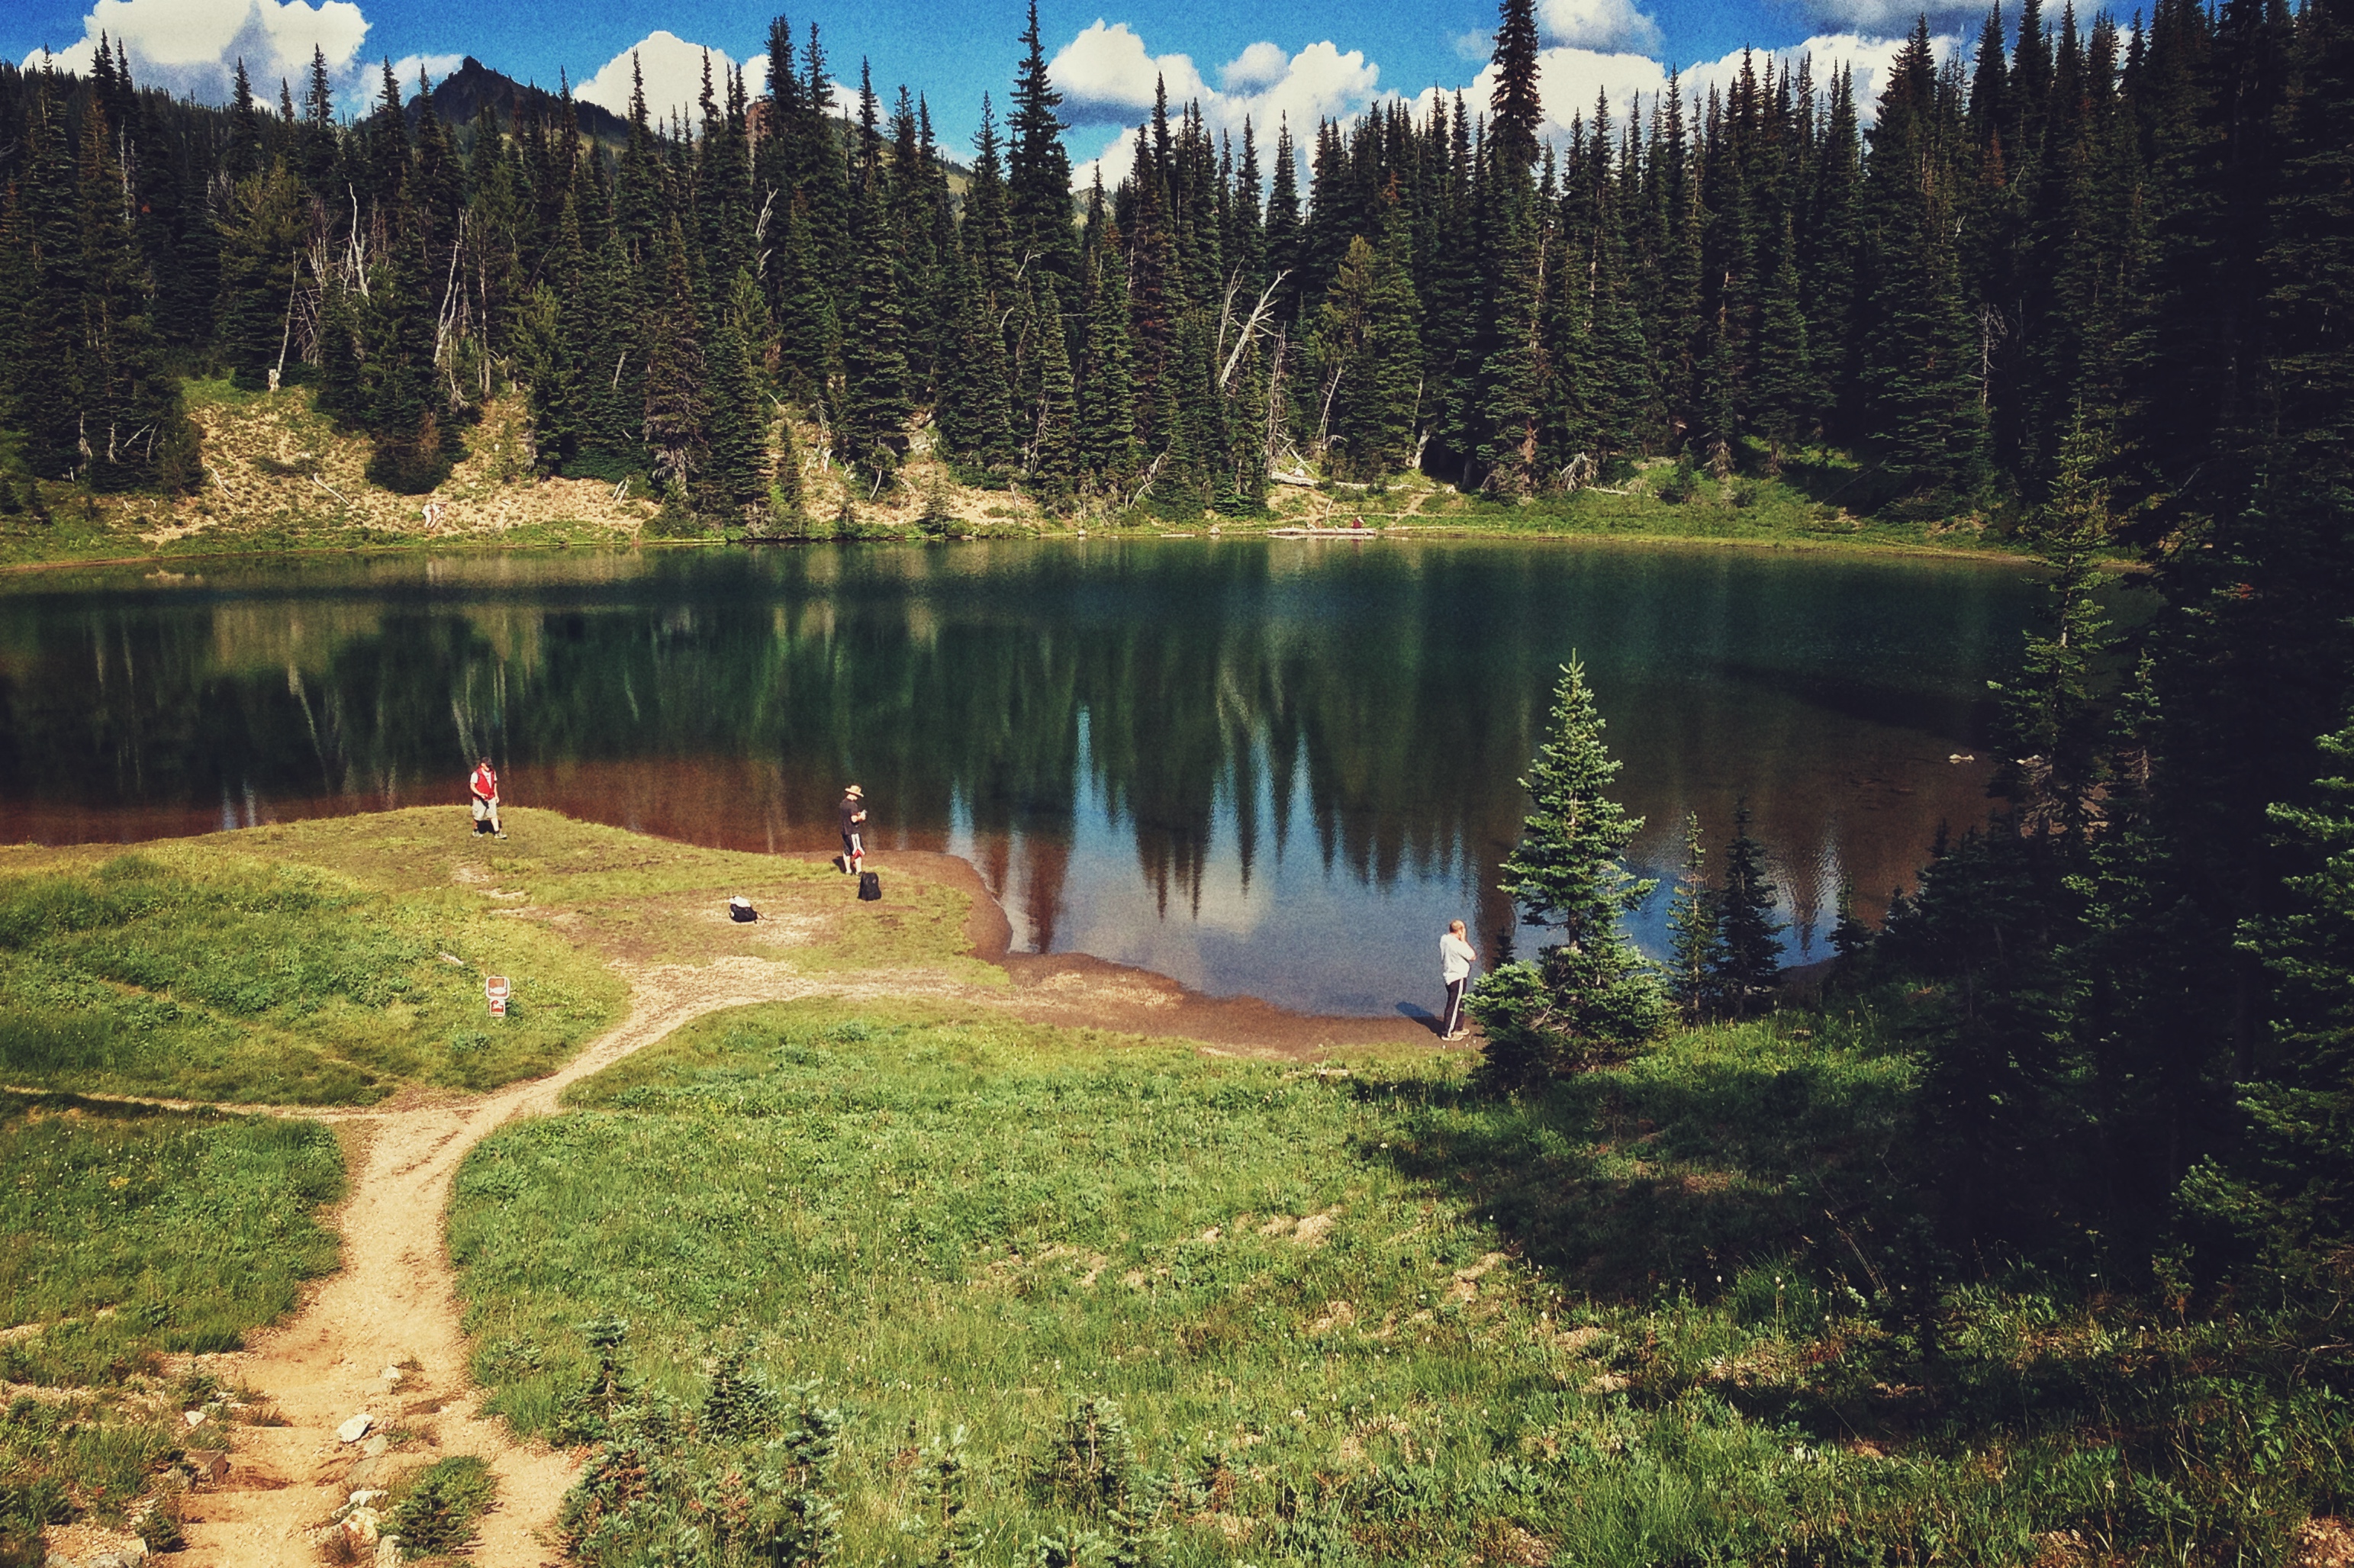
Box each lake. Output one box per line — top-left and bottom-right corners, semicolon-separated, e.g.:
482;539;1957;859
0;540;2043;1016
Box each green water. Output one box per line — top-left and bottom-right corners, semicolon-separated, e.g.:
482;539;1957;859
0;540;2044;1016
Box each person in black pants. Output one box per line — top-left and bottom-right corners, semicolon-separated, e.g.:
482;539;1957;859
838;784;867;874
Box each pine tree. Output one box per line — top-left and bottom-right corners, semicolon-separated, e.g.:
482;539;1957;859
842;168;911;478
1026;279;1078;507
1751;210;1812;469
1470;656;1667;1082
1008;1;1078;289
1477;182;1546;496
1077;230;1138;486
1860;21;1989;495
640;220;710;506
214;159;305;390
1989;407;2116;836
73;96;201;492
701;268;771;524
1666;811;1723;1023
1711;797;1786;1017
1489;0;1544;175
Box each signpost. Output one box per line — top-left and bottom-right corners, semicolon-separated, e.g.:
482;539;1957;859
485;975;510;1018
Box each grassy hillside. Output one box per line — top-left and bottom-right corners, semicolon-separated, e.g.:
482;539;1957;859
0;380;2027;570
449;998;2348;1565
0;838;625;1104
0;808;991;1106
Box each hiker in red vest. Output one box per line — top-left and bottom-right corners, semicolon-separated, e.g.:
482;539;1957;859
469;757;505;839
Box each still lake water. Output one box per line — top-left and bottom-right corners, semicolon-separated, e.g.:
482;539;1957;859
0;541;2043;1016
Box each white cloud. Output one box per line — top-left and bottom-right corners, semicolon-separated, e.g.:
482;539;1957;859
575;30;740;124
1405;45;1667;143
22;0;367;101
1795;0;1982;33
1056;14;1950;194
1220;40;1288;92
1063;25;1380;188
1683;31;1963;121
1538;0;1663;54
1052;20;1208;124
385;50;461;91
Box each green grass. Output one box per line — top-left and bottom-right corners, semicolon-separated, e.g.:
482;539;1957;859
447;999;2349;1566
0;845;628;1103
0;1091;343;1383
0;1091;343;1560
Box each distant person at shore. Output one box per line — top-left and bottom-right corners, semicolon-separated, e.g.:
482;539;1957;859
1439;919;1476;1040
469;756;504;839
839;784;867;874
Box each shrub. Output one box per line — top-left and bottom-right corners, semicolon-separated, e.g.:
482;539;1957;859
387;1454;496;1556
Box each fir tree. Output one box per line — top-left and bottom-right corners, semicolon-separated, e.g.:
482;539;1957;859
640;220;710;504
72;96;199;491
1026;279;1079;506
1077;230;1138;486
1830;876;1875;967
1989;407;2115;837
1476;183;1546;496
1666;811;1723;1023
2191;711;2354;1277
1860;21;1989;495
362;221;454;494
1752;210;1812;469
701;268;771;523
1711;797;1786;1017
1470;656;1667;1082
1008;1;1078;288
1264;120;1303;327
214;160;305;390
842;168;911;478
1489;0;1545;174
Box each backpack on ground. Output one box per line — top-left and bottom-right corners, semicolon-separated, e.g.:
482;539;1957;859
857;871;882;901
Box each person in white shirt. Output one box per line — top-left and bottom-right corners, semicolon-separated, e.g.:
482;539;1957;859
1439;919;1477;1041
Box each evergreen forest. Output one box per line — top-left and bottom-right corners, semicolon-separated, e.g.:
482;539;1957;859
0;0;2342;530
2;0;2354;1554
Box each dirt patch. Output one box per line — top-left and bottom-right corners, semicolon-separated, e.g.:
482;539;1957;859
2299;1518;2354;1568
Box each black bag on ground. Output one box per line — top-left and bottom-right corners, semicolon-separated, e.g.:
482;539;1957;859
858;871;882;901
728;897;758;922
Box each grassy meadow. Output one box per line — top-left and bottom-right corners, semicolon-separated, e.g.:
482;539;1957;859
0;843;624;1103
0;807;990;1106
448;997;2346;1566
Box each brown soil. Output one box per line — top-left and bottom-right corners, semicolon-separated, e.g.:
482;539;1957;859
166;855;1431;1566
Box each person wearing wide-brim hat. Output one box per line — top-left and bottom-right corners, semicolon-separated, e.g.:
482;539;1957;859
837;784;868;874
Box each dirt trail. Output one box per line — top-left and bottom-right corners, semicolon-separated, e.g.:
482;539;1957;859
179;958;828;1568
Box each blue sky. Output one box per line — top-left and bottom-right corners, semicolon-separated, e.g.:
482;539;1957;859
14;0;1981;174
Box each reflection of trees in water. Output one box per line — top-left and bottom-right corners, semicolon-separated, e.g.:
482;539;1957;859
0;547;2025;950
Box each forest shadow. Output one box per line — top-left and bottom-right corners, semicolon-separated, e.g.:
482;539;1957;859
1355;1043;1911;1303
